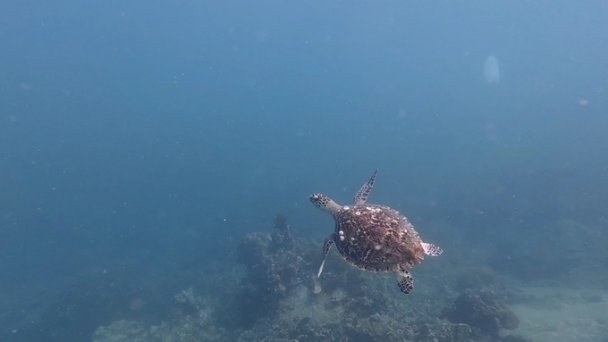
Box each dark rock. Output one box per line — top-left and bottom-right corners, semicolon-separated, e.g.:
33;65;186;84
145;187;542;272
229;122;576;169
455;267;498;291
443;288;519;339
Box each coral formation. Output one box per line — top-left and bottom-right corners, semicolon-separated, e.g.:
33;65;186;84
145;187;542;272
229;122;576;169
235;214;313;327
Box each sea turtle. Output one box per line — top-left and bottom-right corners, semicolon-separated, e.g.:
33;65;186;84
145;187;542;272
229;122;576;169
310;170;442;294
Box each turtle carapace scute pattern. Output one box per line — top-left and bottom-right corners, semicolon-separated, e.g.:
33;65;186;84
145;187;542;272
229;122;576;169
310;170;442;295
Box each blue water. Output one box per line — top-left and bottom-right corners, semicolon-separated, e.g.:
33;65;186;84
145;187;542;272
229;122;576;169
1;1;607;341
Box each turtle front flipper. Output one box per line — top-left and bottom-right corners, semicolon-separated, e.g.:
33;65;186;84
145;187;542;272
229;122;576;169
421;242;443;256
353;169;378;205
396;271;414;294
317;233;336;278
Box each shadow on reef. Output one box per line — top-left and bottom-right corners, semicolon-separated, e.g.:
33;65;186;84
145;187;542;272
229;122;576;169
92;213;528;342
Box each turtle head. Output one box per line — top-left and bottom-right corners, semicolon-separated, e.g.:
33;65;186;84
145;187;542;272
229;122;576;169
310;193;341;215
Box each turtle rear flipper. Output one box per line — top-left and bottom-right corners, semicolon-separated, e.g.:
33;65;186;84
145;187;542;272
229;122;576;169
317;233;335;278
353;169;377;205
396;271;414;294
421;242;443;256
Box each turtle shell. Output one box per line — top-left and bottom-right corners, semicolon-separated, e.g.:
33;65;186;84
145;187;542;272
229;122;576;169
333;204;425;273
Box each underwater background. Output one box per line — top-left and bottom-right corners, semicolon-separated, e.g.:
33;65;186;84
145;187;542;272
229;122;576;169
1;1;607;341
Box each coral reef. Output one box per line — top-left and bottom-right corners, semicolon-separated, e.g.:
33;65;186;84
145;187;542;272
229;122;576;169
91;214;476;342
